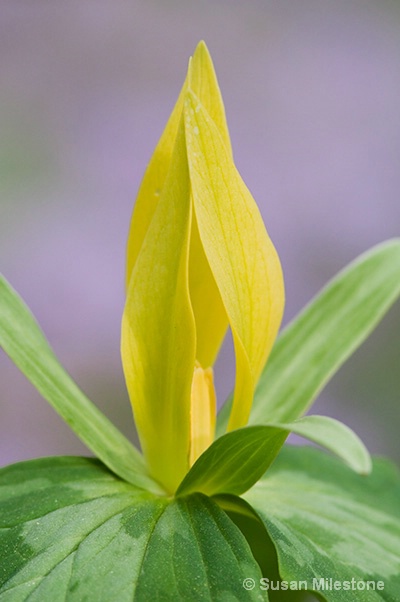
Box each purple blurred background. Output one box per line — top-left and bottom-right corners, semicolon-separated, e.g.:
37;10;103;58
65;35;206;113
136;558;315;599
1;0;399;467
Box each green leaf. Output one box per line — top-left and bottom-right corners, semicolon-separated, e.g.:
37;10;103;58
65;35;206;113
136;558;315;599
0;276;160;494
244;445;400;601
217;239;400;432
278;415;371;475
176;426;289;497
0;457;267;601
177;414;369;498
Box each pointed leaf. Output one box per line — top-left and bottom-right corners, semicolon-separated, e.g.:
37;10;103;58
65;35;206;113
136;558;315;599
176;426;289;498
177;414;369;497
282;415;371;475
244;445;400;601
251;239;400;425
0;276;159;493
121;120;196;493
0;457;266;601
185;90;284;431
217;239;400;432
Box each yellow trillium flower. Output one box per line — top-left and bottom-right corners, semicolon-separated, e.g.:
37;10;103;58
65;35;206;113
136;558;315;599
121;41;284;493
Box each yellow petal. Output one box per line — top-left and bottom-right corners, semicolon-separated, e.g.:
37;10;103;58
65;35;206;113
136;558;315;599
125;76;186;290
189;363;217;466
188;41;231;152
121;118;195;493
184;90;285;431
188;42;232;366
126;41;230;367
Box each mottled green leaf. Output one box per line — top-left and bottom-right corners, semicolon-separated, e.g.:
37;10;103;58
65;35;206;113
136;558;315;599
0;276;159;493
217;239;400;432
0;457;267;601
244;446;400;601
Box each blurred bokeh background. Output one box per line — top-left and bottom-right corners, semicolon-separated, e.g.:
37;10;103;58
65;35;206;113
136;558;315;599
1;0;399;467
